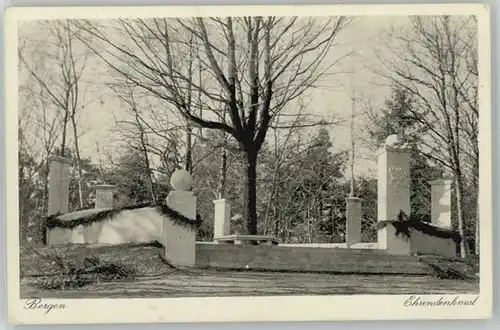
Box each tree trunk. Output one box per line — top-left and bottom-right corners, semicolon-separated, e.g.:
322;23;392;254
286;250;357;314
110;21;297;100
71;118;84;209
273;209;280;238
42;157;50;214
136;117;156;203
263;163;280;235
142;145;156;203
60;111;69;157
185;123;193;173
308;215;313;243
454;174;468;258
216;146;227;199
243;149;258;235
474;155;480;255
475;200;479;255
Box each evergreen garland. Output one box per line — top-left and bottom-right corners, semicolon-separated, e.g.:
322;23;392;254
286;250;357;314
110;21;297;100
156;203;202;228
374;210;461;245
46;201;202;230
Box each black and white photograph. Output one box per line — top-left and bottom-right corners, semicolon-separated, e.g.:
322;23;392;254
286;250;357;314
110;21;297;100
4;3;492;324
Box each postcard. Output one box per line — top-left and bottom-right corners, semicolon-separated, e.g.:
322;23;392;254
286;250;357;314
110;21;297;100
4;3;492;324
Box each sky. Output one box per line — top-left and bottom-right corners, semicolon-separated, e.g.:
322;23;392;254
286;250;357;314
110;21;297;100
18;15;412;179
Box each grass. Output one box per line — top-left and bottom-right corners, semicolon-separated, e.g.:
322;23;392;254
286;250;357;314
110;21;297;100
19;243;480;298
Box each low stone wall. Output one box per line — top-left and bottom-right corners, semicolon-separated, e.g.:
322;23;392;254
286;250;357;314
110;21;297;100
97;208;164;245
279;243;378;249
46;227;74;245
195;243;432;275
47;207;164;246
380;223;458;258
409;230;457;257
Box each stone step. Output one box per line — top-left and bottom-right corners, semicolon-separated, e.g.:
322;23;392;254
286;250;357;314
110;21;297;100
196;244;432;275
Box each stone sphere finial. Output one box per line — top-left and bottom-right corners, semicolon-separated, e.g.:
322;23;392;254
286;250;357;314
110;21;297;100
442;172;453;180
170;169;193;191
385;134;401;146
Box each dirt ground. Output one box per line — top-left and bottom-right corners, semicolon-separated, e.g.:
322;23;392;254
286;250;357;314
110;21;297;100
19;242;479;298
21;269;479;299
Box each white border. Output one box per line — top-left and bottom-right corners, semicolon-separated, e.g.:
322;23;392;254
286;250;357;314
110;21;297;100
4;3;492;324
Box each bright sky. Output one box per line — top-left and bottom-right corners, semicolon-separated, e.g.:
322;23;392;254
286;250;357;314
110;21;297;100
18;16;411;179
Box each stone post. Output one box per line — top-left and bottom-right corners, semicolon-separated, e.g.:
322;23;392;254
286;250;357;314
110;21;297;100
346;197;363;248
213;198;231;239
46;155;72;246
429;179;453;228
47;155;72;216
377;135;412;254
94;184;117;209
163;169;197;267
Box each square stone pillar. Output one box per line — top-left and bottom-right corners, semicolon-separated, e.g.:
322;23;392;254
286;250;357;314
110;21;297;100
47;155;72;216
94;184;116;209
163;169;197;267
377;135;412;254
213;198;231;239
429;179;453;228
46;155;72;246
346;197;363;248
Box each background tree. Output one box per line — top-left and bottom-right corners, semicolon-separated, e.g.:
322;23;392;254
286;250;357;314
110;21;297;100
365;86;443;221
256;127;348;243
375;16;478;257
67;153;111;210
18;142;43;245
298;128;347;242
19;21;92;210
76;16;353;235
18;24;64;244
106;148;170;207
355;176;378;242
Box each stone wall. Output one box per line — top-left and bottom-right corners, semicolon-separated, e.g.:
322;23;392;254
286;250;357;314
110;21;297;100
379;223;458;258
46;168;198;268
46;207;164;246
44;135;459;265
46;227;73;246
409;230;457;257
195;243;432;275
96;208;164;245
376;135;459;258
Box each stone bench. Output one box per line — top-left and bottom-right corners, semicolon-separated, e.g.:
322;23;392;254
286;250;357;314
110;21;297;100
215;235;279;246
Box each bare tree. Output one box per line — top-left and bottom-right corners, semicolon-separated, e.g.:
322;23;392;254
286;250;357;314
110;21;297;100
110;83;158;202
17;86;46;242
76;16;353;234
19;21;91;210
215;111;229;199
376;16;478;257
19;30;65;243
109;82;187;195
18;75;62;210
458;17;479;255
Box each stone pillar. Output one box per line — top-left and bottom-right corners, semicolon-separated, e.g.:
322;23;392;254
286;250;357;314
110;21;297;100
429;179;453;228
163;169;197;267
94;184;116;209
46;155;72;246
377;135;412;254
346;197;363;248
47;155;72;216
213;198;231;239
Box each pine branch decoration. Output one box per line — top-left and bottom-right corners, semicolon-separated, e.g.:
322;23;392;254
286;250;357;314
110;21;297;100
46;201;202;230
374;210;461;245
